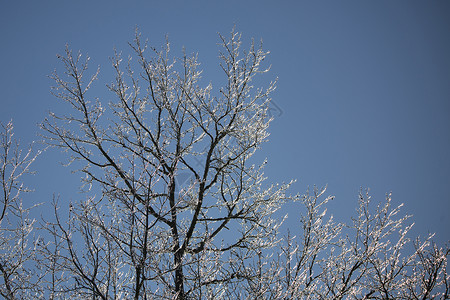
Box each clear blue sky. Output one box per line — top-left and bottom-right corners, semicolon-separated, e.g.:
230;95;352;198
1;1;449;244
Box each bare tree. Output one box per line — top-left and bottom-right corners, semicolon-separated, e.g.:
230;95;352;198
41;29;290;299
36;29;449;299
0;121;40;299
235;188;449;299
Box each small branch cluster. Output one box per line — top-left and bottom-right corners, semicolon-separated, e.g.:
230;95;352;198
0;121;41;299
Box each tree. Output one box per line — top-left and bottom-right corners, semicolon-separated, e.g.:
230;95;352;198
41;29;290;299
33;29;449;299
0;121;40;299
241;189;449;299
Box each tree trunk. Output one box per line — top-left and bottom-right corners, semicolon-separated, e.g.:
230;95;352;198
174;249;185;300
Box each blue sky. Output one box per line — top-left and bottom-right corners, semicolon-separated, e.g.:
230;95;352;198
1;1;449;244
